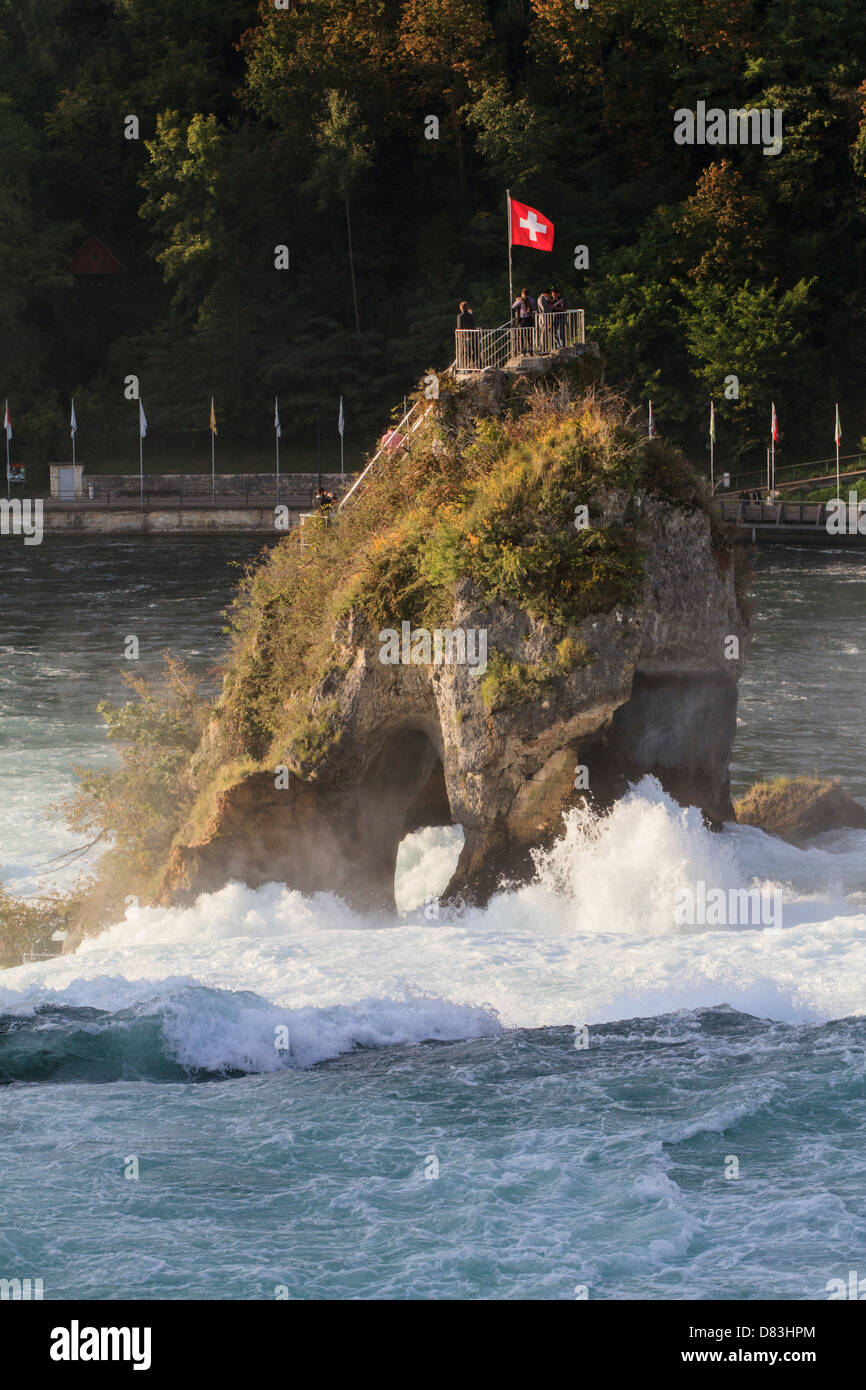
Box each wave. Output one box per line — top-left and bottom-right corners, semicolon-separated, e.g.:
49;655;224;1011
0;985;499;1084
3;777;866;1077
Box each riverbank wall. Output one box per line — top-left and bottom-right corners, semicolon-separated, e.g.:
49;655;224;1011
40;505;297;536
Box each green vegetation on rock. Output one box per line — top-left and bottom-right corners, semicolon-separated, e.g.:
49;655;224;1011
0;883;84;969
735;775;866;843
214;378;705;774
54;655;210;921
480;638;593;712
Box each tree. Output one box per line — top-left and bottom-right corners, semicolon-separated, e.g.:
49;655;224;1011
303;92;373;335
681;276;814;461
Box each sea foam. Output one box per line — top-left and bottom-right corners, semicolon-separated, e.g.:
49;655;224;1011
3;777;866;1072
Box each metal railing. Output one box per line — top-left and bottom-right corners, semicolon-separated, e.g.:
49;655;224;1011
455;309;585;373
715;499;827;527
339;396;435;510
46;485;324;511
713;453;866;497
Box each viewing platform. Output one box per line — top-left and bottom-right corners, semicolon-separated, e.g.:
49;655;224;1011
455;309;585;375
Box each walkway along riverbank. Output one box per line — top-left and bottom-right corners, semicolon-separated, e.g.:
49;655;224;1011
28;470;360;535
38;502;297;535
714;496;866;546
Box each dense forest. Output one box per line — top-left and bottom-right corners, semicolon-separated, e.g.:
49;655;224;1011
1;0;866;480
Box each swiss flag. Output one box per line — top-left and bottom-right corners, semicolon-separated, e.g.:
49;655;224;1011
509;197;555;251
771;402;780;441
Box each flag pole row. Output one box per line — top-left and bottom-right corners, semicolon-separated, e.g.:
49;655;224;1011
2;396;347;501
647;399;845;498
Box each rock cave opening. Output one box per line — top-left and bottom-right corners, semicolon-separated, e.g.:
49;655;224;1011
359;725;463;913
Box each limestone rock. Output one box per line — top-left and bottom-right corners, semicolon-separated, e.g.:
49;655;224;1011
160;489;746;912
735;777;866;844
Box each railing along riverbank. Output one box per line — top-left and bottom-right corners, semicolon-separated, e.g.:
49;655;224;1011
713;496;866;544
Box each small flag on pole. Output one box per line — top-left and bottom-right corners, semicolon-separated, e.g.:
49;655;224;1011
338;396;344;438
210;397;218;436
709;400;716;443
835;403;842;446
275;397;281;439
648;401;656;439
508;196;555;251
3;402;11;440
70;400;77;438
771;402;779;442
139;400;147;438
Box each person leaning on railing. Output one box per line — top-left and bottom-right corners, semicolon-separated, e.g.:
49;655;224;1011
512;288;536;327
511;288;536;356
550;287;567;347
457;301;478;367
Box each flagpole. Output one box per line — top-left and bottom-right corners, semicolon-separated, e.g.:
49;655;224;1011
275;397;280;505
506;188;513;321
211;397;216;505
836;403;841;498
5;404;9;500
770;403;775;498
139;422;144;507
71;399;76;470
338;396;345;488
710;402;714;493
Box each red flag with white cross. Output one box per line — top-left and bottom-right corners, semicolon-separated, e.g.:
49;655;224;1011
509;197;555;251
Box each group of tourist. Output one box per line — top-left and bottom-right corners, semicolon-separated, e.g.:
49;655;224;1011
509;286;568;328
456;286;569;334
456;287;569;366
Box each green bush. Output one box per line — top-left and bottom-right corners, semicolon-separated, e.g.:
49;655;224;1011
0;883;84;969
60;655;209;888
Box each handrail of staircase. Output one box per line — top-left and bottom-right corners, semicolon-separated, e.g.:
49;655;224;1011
338;363;455;512
339;401;420;510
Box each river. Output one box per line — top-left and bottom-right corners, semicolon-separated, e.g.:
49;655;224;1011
0;538;864;1300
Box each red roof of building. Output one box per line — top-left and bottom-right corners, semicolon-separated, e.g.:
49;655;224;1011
67;236;125;276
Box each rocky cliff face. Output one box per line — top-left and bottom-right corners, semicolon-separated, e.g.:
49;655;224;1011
159;365;747;912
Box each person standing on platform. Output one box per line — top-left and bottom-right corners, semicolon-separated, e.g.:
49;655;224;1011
457;301;478;367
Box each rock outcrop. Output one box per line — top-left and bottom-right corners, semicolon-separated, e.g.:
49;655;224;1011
159;367;748;912
735;776;866;844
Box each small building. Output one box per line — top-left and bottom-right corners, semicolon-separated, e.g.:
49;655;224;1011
50;465;84;499
67;236;125;278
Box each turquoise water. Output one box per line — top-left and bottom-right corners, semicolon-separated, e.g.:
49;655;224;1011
0;536;264;893
2;1007;864;1301
2;540;866;1301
